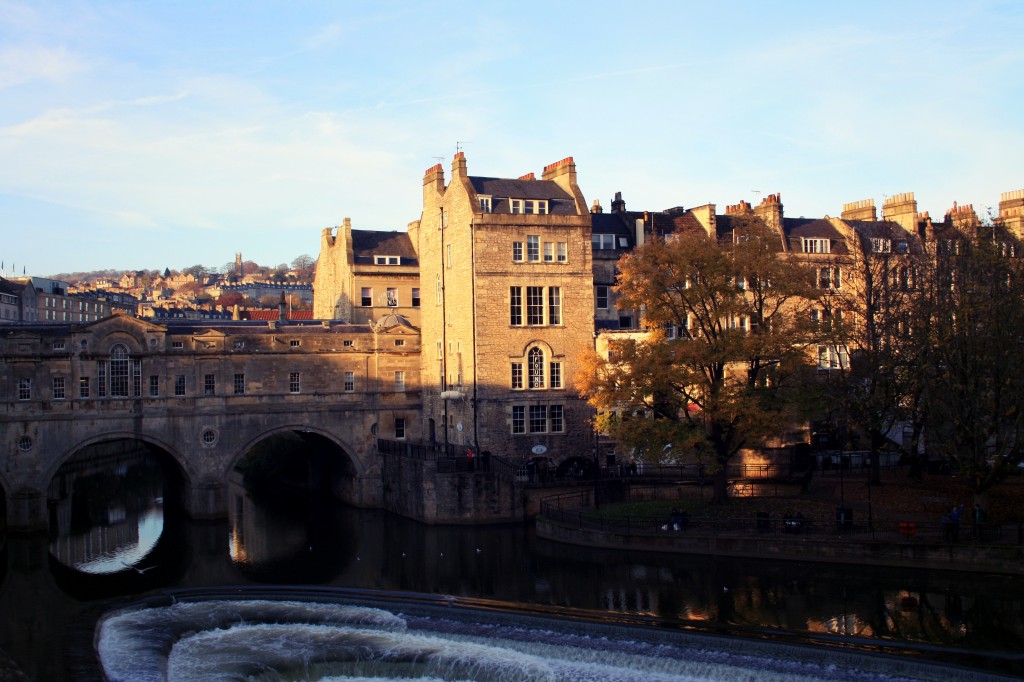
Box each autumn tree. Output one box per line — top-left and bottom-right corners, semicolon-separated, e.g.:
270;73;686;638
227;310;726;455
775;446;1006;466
920;229;1024;505
576;220;821;502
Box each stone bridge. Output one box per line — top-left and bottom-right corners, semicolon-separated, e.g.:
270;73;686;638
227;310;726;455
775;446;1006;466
1;314;422;531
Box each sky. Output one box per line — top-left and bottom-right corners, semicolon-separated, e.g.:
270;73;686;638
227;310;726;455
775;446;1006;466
1;1;1021;278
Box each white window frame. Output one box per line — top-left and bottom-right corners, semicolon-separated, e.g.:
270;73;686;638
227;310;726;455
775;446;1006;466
802;238;831;254
394;370;406;392
870;237;891;254
527;235;540;262
344;371;355;392
374;255;401;265
478;196;492;213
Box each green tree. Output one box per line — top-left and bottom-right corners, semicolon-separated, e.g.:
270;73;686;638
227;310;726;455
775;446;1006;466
576;220;820;502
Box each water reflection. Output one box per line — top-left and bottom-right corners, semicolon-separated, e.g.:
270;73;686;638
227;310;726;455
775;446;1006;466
17;442;1024;678
47;442;164;574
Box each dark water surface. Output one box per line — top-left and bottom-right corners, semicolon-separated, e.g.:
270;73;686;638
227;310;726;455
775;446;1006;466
3;446;1023;679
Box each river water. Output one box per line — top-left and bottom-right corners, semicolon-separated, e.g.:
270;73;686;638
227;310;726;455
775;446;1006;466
3;445;1022;679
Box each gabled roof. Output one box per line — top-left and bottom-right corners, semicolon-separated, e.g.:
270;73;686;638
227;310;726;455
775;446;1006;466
469;177;578;215
351;230;419;266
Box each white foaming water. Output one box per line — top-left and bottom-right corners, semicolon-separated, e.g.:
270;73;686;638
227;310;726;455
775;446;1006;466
96;598;955;682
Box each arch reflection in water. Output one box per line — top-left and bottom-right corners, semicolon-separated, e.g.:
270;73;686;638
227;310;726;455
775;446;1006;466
97;597;966;682
47;442;167;574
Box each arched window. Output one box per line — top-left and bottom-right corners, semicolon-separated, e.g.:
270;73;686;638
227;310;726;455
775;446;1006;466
110;344;130;397
528;347;545;389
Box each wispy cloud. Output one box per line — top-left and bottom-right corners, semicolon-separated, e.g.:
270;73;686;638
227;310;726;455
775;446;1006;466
0;45;89;89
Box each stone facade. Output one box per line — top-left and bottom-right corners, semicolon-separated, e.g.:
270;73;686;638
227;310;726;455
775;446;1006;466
313;218;421;325
416;154;596;463
0;313;421;529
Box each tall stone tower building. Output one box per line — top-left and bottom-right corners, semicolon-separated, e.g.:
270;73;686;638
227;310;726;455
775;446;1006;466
416;153;595;461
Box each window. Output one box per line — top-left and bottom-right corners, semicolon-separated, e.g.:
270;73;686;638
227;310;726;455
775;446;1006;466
619;315;633;329
512;241;524;262
289;372;301;394
436;275;443;305
557;242;567;262
548;287;561;325
234;373;245;394
510;287;523;325
395;417;406;439
870;237;891;253
374;255;401;265
290;339;300;348
361;287;372;306
802;238;831;254
511;362;523;389
596;285;609;309
520;199;548;214
527;287;544;324
52;377;65;400
818;345;849;370
17;378;31;400
592;234;616;250
343;339;353;347
52;341;65;351
412;288;420;307
528;347;545;389
171;341;184;349
344;371;355;392
511;199;524;214
436;341;443;360
512;405;525;434
395;339;405;347
110;344;130;397
394;371;405;392
529;405;547;432
527;235;540;262
149;375;160;397
549;404;564;432
132;359;142;397
544;242;554;262
550;362;562;389
79;377;90;398
385;288;398;307
174;375;186;397
817;266;842;290
478;196;492;213
204;374;216;395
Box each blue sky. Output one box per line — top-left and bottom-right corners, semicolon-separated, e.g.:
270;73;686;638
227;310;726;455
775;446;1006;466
1;1;1021;277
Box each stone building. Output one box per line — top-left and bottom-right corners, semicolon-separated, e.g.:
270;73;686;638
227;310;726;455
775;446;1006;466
414;154;596;464
312;218;421;325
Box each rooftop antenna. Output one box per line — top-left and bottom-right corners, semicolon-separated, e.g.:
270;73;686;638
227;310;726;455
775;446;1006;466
456;140;471;154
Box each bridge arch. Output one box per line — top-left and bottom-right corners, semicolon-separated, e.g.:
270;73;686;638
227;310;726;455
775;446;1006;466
230;424;374;507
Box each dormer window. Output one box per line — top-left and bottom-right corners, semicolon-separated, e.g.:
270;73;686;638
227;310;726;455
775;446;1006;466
592;234;616;250
374;255;401;265
510;199;548;215
478;196;492;213
870;238;891;254
802;238;830;254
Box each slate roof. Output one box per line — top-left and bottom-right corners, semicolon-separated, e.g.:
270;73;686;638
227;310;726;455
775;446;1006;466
351;230;419;266
784;218;851;255
469;177;578;216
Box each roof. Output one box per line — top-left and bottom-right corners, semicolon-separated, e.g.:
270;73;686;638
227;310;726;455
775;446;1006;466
351;230;419;266
242;310;314;321
784;218;851;255
469;177;578;216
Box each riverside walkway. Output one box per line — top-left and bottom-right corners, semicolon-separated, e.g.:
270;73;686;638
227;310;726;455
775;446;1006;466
537;484;1024;576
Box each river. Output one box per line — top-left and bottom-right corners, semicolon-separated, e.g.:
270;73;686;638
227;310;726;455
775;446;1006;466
2;444;1021;680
